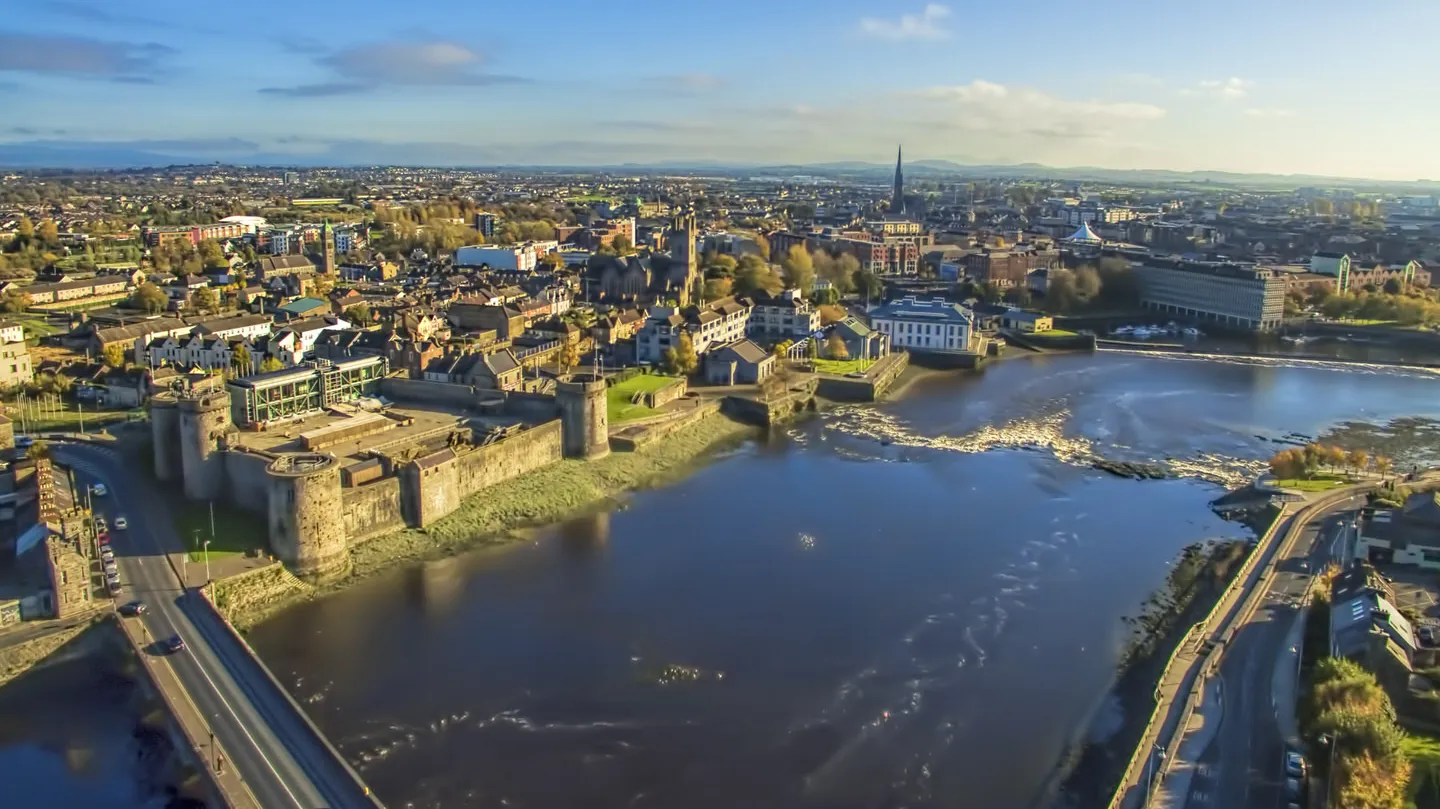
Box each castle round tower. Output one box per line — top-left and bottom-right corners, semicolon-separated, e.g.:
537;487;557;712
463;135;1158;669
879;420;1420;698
177;390;232;501
265;453;350;581
149;391;180;482
556;374;609;460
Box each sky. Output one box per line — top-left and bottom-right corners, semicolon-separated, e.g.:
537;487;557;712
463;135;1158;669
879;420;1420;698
2;0;1438;179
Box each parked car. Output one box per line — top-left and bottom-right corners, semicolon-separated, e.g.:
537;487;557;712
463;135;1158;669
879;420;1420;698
106;579;121;596
100;547;114;562
15;436;33;449
119;601;145;617
93;516;107;532
1285;777;1304;801
1285;750;1307;777
114;516;128;530
97;533;110;547
164;635;185;654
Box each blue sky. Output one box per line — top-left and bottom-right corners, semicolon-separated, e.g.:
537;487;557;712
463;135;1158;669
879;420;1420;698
2;0;1438;178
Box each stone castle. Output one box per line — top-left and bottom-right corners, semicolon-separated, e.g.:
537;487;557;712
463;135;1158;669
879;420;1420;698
149;375;609;581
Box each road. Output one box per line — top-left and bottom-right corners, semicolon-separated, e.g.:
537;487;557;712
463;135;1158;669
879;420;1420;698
55;441;378;809
1183;497;1362;809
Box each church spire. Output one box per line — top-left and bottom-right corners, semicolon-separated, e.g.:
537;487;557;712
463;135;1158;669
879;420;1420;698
892;145;905;216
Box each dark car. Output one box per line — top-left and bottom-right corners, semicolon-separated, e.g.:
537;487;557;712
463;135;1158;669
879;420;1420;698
164;635;185;654
119;601;145;617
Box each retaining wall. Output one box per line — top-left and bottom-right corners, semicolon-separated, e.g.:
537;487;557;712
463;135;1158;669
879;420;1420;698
610;401;721;451
453;419;563;495
223;450;273;514
380;377;484;410
342;477;405;541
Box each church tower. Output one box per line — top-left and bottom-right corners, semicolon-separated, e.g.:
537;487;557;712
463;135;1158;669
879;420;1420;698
670;207;698;306
320;219;336;275
891;145;906;216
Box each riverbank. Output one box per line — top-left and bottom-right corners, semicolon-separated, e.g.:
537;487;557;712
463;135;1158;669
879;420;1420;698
0;623;88;687
217;411;757;629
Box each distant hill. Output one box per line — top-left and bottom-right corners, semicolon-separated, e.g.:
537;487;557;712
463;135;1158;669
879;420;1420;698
0;138;1436;190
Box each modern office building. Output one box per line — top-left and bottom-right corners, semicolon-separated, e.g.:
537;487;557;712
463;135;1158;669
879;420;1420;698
1135;258;1285;331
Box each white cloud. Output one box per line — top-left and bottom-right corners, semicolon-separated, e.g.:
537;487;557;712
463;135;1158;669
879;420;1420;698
912;80;1166;138
859;4;951;41
1187;77;1254;100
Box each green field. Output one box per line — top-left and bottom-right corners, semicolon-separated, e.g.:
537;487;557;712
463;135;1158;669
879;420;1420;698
173;500;268;562
1274;474;1349;492
812;358;872;375
607;374;681;423
1034;328;1077;337
7;402;142;433
1405;733;1440;809
566;194;619;203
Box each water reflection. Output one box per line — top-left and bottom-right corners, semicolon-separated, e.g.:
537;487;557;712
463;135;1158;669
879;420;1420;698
249;352;1440;809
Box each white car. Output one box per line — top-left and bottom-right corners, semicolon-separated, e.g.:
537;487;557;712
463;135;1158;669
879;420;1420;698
114;516;128;530
92;483;108;497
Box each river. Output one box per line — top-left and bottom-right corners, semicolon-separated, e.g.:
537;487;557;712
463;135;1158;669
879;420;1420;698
248;350;1440;809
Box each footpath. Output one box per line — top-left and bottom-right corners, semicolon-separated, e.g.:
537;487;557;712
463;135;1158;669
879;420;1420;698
1108;483;1372;809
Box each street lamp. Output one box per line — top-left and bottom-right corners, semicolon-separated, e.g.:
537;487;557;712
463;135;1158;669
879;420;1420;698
203;539;212;587
1142;743;1167;808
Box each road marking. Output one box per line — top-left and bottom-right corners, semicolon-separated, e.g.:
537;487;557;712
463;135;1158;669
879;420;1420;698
69;450;309;809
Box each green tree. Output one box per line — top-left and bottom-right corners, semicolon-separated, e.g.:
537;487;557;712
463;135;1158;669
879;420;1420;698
197;239;227;269
0;290;31;313
703;276;734;302
1074;266;1103;301
130;282;169;314
344;303;371;324
852;268;883;302
734;254;783;297
232;343;252;376
662;331;698;376
102;342;126;369
780;245;815;294
1044;269;1080;313
192;286;220;313
260;356;284;373
611;234;634;256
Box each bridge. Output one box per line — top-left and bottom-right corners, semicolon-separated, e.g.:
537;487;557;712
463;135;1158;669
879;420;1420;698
55;440;383;809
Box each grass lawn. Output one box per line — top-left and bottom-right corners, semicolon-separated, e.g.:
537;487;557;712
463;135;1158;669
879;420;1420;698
1404;733;1440;809
6;313;65;340
812;358;872;375
607;374;682;423
6;401;142;433
173;500;268;563
1274;474;1349;492
1033;329;1077;337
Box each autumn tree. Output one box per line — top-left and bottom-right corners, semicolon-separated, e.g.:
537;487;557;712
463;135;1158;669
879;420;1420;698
1269;448;1306;480
780;245;815;294
232;343;252;376
38;219;59;245
1374;456;1393;477
662;331;698;376
260;357;284;373
734;254;783;297
192;286;220;313
130;282;169;314
702;276;734;302
15;216;33;242
102;343;126;369
0;289;31;313
826;332;850;360
1347;449;1369;474
557;341;582;373
611;234;634;256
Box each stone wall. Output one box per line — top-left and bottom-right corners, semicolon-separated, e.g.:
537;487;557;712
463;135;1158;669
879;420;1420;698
266;455;349;581
342;476;405;541
609;400;721;451
403;455;460;529
454;418;563;497
642;377;688;409
814;351;909;402
223;449;273;514
380;377;492;411
503;391;561;421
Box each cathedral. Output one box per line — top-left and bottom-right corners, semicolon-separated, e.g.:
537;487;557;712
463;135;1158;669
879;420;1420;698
587;206;699;305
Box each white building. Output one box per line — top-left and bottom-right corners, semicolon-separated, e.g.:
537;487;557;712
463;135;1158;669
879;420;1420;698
0;321;25;345
270;316;350;365
193;314;272;342
454;244;538;272
219;215;268;235
334;227;358;254
636;297;753;364
867;296;975;353
747;289;821;339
